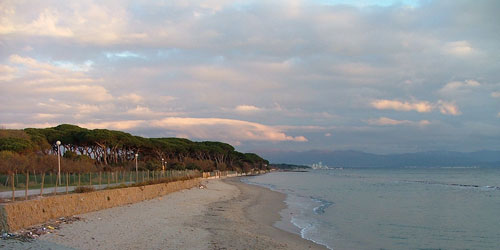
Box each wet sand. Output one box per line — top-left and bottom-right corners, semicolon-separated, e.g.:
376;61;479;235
199;178;325;249
1;177;325;249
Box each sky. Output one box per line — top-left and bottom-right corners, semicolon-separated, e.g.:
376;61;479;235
1;0;499;154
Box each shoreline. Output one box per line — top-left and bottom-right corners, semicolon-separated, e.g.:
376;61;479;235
202;178;325;249
0;177;325;249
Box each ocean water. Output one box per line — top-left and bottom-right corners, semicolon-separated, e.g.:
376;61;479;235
243;168;500;250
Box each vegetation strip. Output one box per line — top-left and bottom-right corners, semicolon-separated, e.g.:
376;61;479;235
0;124;269;201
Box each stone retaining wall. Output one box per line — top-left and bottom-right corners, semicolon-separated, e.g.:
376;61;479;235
0;178;202;232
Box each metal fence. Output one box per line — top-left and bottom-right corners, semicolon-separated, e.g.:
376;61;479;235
0;170;201;201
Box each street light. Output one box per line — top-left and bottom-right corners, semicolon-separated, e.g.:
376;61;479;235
135;153;139;182
56;141;61;185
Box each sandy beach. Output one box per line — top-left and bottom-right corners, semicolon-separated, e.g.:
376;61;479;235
1;177;325;250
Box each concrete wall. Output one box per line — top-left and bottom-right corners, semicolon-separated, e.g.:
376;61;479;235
0;178;202;232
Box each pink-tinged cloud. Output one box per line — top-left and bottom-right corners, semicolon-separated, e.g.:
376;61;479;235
151;117;307;142
36;85;113;102
2;122;60;129
118;93;144;103
367;117;430;126
77;120;146;131
439;80;480;95
235;105;261;112
492;92;500;98
6;117;308;144
371;99;433;113
0;64;17;81
437;101;461;116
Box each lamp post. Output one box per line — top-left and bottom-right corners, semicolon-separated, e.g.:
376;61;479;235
56;141;61;185
135;153;139;182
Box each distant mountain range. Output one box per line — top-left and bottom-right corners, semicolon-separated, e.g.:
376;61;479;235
259;150;500;168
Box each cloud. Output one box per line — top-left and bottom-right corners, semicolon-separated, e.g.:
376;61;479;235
8;54;98;84
0;65;17;81
4;55;112;103
2;122;60;129
371;99;433;113
5;8;74;37
77;120;146;131
34;113;60;120
151;117;308;142
367;117;430;126
36;85;113;102
235;105;261;112
334;62;388;77
443;41;475;56
188;66;244;83
439;80;481;95
8;117;308;144
105;51;145;60
118;93;144;104
437;100;461;116
75;104;100;114
371;99;462;116
1;0;499;153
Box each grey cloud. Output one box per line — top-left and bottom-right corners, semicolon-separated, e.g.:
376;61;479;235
1;0;499;153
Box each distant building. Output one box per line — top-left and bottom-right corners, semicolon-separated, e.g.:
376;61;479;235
311;161;329;170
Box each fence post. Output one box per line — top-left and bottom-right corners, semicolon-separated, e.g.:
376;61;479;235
25;171;29;200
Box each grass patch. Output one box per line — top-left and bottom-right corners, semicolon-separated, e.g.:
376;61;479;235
74;186;96;193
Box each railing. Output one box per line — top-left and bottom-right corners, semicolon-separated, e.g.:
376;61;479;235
0;169;270;202
0;170;201;201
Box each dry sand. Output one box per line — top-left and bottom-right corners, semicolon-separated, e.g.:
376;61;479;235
1;177;325;250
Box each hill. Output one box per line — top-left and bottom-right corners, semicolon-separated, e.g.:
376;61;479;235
259;150;500;168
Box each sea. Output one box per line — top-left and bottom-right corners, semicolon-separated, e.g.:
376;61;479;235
243;168;500;250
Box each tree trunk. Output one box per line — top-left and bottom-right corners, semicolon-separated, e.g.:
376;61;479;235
107;172;110;187
11;173;15;201
40;172;45;197
25;171;29;200
89;172;92;186
78;173;81;187
4;174;8;186
66;173;69;194
99;172;102;186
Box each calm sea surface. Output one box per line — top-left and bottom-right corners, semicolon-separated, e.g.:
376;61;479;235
243;168;500;250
